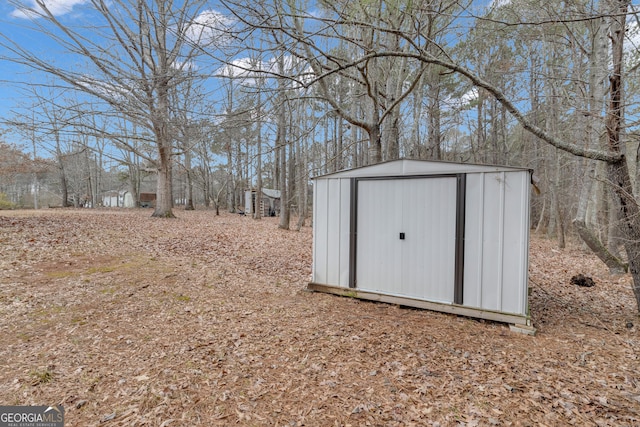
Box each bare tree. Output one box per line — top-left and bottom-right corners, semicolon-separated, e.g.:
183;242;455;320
2;0;227;217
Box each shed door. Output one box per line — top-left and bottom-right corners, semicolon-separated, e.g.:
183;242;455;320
356;177;457;303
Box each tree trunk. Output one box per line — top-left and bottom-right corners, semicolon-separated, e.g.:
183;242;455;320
254;123;263;220
336;114;343;171
150;68;174;217
475;91;485;163
59;166;69;207
605;0;640;310
427;78;442;160
128;161;140;208
535;196;546;234
609;160;640;307
386;109;400;161
367;123;382;164
554;150;566;249
55;133;70;208
226;143;234;213
278;140;290;229
574;219;627;273
184;150;195;211
295;131;308;231
606;190;623;261
324;113;331;174
410;78;424;158
153;145;174;218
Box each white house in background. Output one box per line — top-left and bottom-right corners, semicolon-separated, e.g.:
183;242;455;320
308;159;534;333
102;190;135;208
102;191;119;207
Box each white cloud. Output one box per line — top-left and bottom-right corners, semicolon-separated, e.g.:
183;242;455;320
215;58;263;85
10;0;87;19
77;77;130;101
172;59;199;73
444;88;478;111
215;55;314;89
184;10;235;47
488;0;510;10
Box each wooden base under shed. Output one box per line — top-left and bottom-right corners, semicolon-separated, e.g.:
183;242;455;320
307;283;536;335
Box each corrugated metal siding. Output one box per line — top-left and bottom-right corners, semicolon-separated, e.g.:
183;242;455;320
356;178;456;303
500;172;530;314
356;180;403;293
463;171;529;316
311;179;327;285
312;178;351;287
462;174;484;308
400;178;457;303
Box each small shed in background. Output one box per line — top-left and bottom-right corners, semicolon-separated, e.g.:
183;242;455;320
139;192;156;208
308;159;533;332
245;188;281;217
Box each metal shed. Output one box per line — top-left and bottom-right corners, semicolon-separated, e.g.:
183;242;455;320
244;188;281;217
308;159;533;332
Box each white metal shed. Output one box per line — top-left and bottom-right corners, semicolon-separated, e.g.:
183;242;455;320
308;159;533;331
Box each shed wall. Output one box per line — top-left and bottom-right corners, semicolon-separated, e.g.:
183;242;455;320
462;171;530;316
312;178;351;287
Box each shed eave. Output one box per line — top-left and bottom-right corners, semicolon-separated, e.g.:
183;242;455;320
312;158;532;180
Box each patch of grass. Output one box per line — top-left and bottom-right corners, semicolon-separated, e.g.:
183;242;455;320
175;294;191;302
71;316;87;326
86;266;117;274
33;304;65;318
30;367;54;385
85;256;157;276
45;271;75;279
84;375;101;392
17;333;31;341
0;192;16;210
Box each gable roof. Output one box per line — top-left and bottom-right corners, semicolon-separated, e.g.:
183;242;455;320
313;159;531;179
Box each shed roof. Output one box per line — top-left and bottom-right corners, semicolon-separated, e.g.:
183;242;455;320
313;159;531;179
261;188;281;199
248;188;281;199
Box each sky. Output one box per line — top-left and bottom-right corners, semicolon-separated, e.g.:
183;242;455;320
2;0;640;153
0;0;235;136
0;1;91;130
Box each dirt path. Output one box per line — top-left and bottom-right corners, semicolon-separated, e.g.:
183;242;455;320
0;209;638;426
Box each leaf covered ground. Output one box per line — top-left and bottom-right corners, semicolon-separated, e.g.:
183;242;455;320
0;209;639;426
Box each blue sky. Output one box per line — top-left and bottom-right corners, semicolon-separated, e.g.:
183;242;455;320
0;0;239;137
1;1;93;129
2;0;640;154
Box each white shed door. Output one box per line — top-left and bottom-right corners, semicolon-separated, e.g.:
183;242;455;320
356;177;457;303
